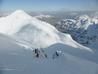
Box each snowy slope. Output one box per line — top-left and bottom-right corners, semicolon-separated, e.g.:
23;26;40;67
0;34;98;74
0;10;92;51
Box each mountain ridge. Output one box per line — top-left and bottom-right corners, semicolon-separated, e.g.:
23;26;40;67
0;10;92;51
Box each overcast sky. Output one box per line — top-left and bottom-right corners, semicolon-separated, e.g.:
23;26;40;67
0;0;98;11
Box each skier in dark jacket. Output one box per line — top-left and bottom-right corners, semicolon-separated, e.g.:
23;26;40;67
33;48;39;58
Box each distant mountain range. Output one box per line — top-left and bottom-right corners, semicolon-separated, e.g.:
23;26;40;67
35;11;98;50
54;14;98;50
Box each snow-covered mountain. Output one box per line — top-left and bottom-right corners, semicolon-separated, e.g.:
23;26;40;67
55;14;98;50
0;10;98;74
0;10;91;51
35;14;53;19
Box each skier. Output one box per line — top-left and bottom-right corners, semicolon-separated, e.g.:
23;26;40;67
33;48;39;58
55;51;59;57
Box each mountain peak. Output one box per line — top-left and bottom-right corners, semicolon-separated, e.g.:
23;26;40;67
10;10;32;19
13;10;27;15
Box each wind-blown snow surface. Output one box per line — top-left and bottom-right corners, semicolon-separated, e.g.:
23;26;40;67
0;34;98;74
0;10;91;51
